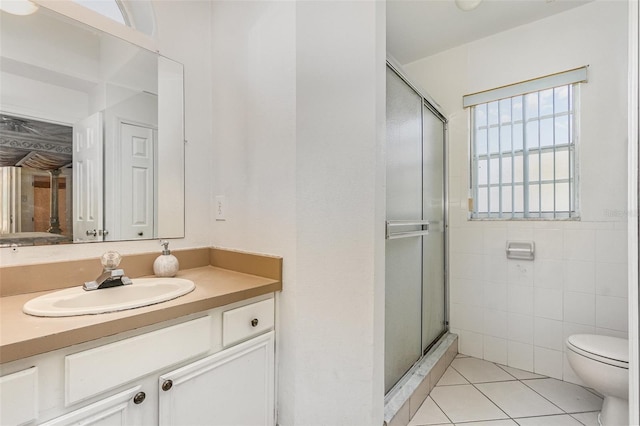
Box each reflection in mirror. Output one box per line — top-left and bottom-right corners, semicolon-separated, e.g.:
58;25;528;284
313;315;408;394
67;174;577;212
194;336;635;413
0;115;73;245
0;5;185;246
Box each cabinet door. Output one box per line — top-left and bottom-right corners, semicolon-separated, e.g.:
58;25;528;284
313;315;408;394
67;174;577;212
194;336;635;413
159;331;275;426
40;387;144;426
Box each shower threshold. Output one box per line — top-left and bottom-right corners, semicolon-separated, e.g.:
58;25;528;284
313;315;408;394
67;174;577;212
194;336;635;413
383;332;458;426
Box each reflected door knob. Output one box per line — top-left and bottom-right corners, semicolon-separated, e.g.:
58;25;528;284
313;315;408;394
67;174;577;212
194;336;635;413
86;229;97;237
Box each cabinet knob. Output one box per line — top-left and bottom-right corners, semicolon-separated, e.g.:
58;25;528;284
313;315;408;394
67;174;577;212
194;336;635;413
133;392;146;404
162;379;173;391
251;318;259;327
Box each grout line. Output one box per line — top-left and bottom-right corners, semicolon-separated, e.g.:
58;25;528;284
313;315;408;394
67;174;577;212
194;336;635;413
519;378;570;414
428;395;456;425
469;381;512;421
493;363;521;381
568;411;600;426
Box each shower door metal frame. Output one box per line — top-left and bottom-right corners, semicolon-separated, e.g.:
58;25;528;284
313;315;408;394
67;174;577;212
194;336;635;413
385;57;450;388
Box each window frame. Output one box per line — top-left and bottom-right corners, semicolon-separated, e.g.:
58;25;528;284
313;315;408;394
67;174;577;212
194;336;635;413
467;79;583;220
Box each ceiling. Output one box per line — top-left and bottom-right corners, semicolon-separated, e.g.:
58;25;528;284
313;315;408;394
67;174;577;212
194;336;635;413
0;115;72;171
387;0;594;65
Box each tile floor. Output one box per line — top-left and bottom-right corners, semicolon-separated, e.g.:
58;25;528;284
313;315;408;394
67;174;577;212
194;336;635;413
409;355;603;426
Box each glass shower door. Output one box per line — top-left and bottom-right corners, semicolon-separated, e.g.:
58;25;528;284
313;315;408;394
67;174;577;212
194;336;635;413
385;67;424;393
385;66;447;394
421;104;446;350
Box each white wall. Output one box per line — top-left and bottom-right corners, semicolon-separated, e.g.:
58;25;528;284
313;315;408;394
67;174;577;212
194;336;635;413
209;1;386;424
405;0;629;383
0;0;213;266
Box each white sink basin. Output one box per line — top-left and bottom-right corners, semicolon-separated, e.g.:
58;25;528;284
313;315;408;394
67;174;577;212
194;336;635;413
23;278;195;317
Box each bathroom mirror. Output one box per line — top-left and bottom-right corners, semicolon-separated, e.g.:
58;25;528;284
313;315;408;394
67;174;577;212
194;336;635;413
0;5;185;246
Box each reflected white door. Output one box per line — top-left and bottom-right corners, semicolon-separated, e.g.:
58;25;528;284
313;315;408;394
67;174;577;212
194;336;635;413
119;123;155;240
73;113;103;242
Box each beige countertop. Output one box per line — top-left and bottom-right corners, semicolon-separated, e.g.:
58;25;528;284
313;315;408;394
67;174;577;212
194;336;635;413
0;265;281;364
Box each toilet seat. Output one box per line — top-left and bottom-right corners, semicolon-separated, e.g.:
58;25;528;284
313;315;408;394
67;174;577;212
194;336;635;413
566;334;628;369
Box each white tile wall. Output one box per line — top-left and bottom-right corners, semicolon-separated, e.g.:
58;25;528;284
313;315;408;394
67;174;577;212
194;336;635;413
533;288;563;320
483;335;508;365
533;347;564;379
507;313;534;344
508;286;534;315
507;262;534;287
459;330;484;359
564;261;595;293
507;341;534;372
484;283;508;311
563;229;596;262
563;292;596;326
533;229;564;260
533;260;564;290
595;295;628;332
484;310;508;338
485;255;508;283
595;262;628;297
595;230;628;263
534;318;564;351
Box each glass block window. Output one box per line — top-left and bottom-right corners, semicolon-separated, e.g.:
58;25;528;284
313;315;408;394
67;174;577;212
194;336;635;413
465;68;586;219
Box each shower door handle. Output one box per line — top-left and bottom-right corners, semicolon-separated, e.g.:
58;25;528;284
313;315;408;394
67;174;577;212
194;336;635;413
386;220;430;240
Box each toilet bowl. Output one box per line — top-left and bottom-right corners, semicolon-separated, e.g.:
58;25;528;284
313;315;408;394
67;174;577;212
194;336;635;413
566;334;628;426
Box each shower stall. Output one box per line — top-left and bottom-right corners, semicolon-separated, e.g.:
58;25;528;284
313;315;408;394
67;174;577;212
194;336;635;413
385;61;448;394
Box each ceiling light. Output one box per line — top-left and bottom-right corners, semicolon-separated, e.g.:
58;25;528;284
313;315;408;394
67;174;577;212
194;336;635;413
0;0;39;16
455;0;482;11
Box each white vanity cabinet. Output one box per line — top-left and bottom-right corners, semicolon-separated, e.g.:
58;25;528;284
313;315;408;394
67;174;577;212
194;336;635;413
159;331;275;426
0;294;276;426
159;298;276;426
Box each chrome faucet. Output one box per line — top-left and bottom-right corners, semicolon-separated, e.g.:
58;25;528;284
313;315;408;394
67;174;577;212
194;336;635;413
83;251;133;291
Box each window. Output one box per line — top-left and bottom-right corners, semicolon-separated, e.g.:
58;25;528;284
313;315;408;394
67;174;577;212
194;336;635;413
464;67;587;219
73;0;127;26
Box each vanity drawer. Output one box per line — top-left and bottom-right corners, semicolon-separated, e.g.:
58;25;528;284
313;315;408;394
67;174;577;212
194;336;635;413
65;316;211;406
223;298;274;347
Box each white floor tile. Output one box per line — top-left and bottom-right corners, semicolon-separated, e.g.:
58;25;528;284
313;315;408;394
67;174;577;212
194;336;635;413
409;397;451;426
437;367;469;386
522;379;603;413
497;364;546;380
430;385;509;424
475;381;563;418
514;414;583;426
405;355;605;426
569;411;600;426
451;358;515;383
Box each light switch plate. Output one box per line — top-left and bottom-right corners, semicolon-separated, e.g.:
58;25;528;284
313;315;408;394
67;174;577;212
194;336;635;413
215;195;226;221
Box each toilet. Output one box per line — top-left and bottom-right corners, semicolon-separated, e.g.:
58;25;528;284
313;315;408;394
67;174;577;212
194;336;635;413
566;334;629;426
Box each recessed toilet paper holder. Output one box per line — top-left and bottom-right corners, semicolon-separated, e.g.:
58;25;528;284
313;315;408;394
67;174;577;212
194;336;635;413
506;241;535;260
